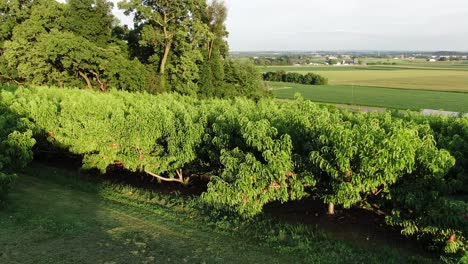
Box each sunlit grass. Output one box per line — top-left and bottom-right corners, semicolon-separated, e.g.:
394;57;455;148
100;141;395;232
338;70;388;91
270;82;468;112
0;163;436;263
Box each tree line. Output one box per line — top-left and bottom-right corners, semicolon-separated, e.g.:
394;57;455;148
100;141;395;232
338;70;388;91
0;0;264;98
263;71;328;85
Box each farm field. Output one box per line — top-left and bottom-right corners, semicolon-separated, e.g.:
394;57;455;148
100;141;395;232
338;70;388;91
261;64;468;92
0;163;436;264
269;82;468;113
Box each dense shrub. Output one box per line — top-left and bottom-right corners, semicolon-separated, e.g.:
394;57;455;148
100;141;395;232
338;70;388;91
271;102;466;258
263;71;328;85
382;113;468;258
222;60;267;99
403;114;468;191
0;87;36;202
199;99;315;216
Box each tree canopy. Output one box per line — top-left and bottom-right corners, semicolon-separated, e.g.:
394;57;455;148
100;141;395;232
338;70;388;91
0;0;265;97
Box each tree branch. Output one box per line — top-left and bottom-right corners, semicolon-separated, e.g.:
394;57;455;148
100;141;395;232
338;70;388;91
167;14;176;23
0;74;24;85
154;20;164;28
144;169;186;184
373;188;384;196
90;70;107;92
78;71;92;89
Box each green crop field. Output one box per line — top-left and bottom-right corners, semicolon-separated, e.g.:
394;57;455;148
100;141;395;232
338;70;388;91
269;82;468;113
261;64;468;92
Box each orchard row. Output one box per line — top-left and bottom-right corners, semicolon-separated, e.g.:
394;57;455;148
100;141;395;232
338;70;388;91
0;86;466;259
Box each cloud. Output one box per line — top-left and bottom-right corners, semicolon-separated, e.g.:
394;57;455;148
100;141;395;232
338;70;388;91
56;0;468;51
225;0;468;51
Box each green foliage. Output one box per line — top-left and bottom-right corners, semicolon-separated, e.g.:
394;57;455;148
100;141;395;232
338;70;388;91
7;88;204;180
3;1;150;92
0;87;36;202
119;0;263;97
309;113;452;207
369;113;468;259
198;61;215;97
0;94;35;172
201;101;315;216
263;71;328;85
0;0;35;46
196;0;228;97
400;114;468;191
379;113;468;259
63;0;115;47
0;0;263;97
265;99;466;259
119;0;208;92
223;60;266;99
1;85;466;259
1;130;36;169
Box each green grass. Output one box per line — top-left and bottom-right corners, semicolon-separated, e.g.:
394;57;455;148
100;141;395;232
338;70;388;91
260;64;468;92
270;82;468;113
0;163;436;264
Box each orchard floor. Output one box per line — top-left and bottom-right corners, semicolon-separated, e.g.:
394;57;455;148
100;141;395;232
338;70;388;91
0;163;438;264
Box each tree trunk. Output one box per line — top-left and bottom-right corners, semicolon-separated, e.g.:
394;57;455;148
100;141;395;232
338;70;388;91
145;168;187;184
159;40;171;75
328;202;335;215
90;70;107;93
208;39;214;60
78;71;92;89
98;81;107;93
159;11;172;75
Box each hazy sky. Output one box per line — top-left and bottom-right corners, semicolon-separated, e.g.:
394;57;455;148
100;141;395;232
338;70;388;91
63;0;468;51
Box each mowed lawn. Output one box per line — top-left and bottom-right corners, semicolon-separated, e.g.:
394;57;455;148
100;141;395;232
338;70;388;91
270;82;468;113
0;163;435;264
0;167;301;264
261;65;468;92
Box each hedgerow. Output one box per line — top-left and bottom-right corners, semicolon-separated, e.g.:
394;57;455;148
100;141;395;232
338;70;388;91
263;71;328;85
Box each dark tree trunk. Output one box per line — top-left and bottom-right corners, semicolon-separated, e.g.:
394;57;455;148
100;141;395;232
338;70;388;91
78;71;92;89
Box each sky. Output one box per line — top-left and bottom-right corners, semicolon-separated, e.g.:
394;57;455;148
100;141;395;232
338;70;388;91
63;0;468;51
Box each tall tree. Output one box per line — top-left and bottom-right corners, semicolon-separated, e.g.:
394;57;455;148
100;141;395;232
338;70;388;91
198;0;229;96
205;0;229;59
119;0;210;93
120;0;188;75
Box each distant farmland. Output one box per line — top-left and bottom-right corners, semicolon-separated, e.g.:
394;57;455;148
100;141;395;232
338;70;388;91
270;82;468;113
262;64;468;92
